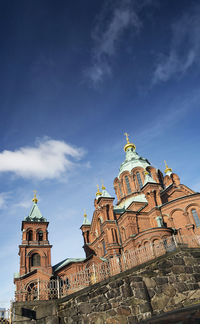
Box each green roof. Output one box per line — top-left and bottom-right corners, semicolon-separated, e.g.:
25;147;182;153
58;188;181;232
24;202;47;222
53;258;86;272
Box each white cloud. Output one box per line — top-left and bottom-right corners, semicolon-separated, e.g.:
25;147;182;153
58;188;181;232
153;5;200;84
0;138;85;180
86;0;151;85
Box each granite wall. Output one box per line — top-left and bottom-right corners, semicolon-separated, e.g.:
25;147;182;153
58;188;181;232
12;247;200;324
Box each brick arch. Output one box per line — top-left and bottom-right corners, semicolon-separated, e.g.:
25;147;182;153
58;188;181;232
150;235;162;244
185;203;200;213
27;249;46;257
169;208;184;218
131;167;145;191
170;208;186;228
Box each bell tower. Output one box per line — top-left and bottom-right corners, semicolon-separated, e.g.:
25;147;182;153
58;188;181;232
14;192;52;299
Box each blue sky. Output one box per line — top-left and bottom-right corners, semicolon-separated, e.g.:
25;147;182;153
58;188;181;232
0;0;200;307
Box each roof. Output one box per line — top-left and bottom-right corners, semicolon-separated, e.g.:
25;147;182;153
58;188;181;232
118;147;150;177
114;193;147;211
102;188;112;198
24;202;47;222
53;257;86;272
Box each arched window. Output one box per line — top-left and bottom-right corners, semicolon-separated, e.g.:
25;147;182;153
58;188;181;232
119;183;123;198
37;231;43;241
106;204;110;220
31;253;41;266
114;229;119;244
125;176;131;194
102;240;107;255
86;230;90;243
27;230;33;241
192;209;200;227
136;172;143;189
157;170;164;188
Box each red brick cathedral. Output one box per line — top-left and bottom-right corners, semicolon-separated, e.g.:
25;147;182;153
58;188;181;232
14;134;200;299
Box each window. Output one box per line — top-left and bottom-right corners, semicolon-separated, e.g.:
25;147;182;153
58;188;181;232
27;230;33;241
192;209;200;227
31;253;41;266
106;204;110;220
136;172;143;189
125;176;131;194
111;229;115;242
157;170;164;188
86;231;90;243
111;229;119;244
114;229;119;244
102;240;107;255
37;231;43;241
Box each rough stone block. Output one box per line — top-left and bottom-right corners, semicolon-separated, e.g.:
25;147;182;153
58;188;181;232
109;279;124;289
151;294;170;310
134;288;147;299
157;260;173;269
97;303;112;312
172;265;185;274
154;277;168;285
139;302;151;313
121;284;133;298
45;316;59;324
129;275;142;283
193;274;200;282
78;302;92;314
76;293;89;303
173;257;185;265
163;285;176;297
143;277;156;289
128;315;138;324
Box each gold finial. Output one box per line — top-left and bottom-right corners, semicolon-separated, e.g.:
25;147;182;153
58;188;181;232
164;160;172;174
84;209;87;218
124;132;130;144
32;190;38;204
96;184;102;196
144;170;149;175
123;132;136;152
101;180;106;190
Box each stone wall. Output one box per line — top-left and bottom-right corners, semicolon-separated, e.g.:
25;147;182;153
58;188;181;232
12;247;200;324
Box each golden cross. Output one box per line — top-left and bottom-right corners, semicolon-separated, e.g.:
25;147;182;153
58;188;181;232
33;190;37;197
124;132;130;143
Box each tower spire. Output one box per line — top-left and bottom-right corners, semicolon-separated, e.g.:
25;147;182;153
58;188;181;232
83;209;91;225
123;132;136;152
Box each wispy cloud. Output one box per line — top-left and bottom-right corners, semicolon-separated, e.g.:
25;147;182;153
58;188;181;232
0;192;10;209
153;4;200;84
0;138;85;180
85;0;151;86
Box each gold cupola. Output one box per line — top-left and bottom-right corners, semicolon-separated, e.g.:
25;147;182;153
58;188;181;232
96;185;102;197
124;132;136;152
164;160;173;174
